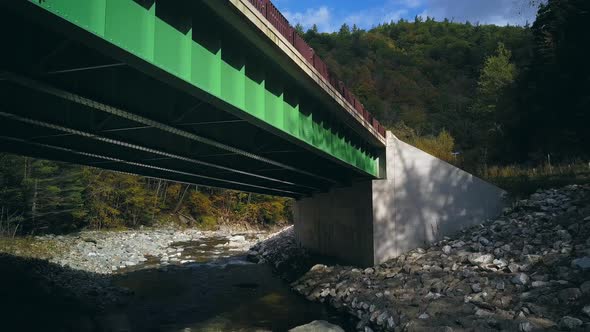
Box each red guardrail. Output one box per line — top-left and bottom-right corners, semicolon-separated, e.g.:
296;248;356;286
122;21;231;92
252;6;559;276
293;33;314;62
246;0;385;138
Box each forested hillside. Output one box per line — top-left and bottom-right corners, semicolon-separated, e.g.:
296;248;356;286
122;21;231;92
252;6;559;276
0;154;291;236
299;0;589;169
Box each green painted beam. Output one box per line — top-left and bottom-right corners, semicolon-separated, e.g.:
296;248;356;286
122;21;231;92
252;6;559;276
30;0;379;176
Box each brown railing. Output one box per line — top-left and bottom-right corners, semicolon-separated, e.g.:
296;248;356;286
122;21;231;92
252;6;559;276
246;0;385;138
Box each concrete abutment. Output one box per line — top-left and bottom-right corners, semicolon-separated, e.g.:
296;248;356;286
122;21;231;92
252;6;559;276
294;132;506;266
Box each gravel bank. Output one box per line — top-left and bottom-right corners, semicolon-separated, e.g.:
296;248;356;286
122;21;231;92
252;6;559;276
252;184;590;331
1;227;270;312
32;228;265;274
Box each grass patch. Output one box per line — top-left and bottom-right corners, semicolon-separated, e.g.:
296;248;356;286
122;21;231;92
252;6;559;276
0;236;67;260
484;163;590;198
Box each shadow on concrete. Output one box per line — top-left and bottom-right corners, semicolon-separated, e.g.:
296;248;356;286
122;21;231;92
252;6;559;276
373;137;505;263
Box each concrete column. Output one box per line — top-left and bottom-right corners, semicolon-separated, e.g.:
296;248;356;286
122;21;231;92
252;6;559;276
294;131;506;266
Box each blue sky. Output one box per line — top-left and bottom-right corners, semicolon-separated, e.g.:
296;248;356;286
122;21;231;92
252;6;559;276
273;0;539;32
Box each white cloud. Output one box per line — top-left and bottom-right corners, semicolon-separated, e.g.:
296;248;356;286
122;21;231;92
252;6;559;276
344;8;409;28
420;0;539;25
281;0;540;33
283;6;334;32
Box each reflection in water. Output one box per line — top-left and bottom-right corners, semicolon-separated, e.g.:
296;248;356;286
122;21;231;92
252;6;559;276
108;236;353;331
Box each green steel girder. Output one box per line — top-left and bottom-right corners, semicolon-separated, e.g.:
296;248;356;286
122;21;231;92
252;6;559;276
0;135;300;198
26;0;380;177
0;72;339;186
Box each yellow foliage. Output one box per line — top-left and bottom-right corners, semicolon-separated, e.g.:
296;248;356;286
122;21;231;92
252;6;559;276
198;215;218;231
187;191;214;217
391;123;456;164
413;130;455;163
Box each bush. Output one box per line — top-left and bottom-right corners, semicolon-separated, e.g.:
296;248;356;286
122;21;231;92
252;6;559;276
187;191;214;217
198;215;218;231
391;123;457;164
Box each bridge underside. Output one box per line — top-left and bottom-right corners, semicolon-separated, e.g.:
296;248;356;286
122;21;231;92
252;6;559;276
0;1;383;198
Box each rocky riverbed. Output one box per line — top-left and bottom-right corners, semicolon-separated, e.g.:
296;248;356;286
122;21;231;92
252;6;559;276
1;228;269;312
0;226;355;331
252;184;590;331
35;228;263;274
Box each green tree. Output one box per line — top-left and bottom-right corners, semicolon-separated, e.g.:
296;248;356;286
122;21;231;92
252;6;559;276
475;43;517;111
517;0;590;160
469;43;517;167
294;23;305;36
338;23;351;37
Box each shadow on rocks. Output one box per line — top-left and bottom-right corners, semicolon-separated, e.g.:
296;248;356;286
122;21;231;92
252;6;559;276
247;226;346;283
0;253;130;332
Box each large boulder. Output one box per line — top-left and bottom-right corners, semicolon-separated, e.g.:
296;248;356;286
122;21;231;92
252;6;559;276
289;320;345;332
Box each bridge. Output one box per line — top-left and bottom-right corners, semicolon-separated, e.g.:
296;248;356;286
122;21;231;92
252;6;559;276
0;0;505;266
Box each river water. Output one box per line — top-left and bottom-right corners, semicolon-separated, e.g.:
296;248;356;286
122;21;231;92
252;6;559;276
102;235;354;331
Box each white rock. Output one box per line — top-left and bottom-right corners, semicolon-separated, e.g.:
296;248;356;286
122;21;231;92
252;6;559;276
289;320;344;332
558;316;583;330
571;256;590;270
468;253;494;266
519;321;535;332
229;235;246;242
531;281;549;288
475;309;493;317
511;273;530;285
442;245;452;255
310;264;327;272
493;258;508;268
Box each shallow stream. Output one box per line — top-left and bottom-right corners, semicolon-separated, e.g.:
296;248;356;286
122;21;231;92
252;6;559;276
106;235;354;331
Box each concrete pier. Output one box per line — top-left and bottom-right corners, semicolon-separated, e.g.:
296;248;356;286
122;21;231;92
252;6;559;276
294;132;506;266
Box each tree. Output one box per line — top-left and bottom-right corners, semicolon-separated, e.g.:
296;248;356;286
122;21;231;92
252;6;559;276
338;23;351;37
294;23;305;36
518;0;590;160
469;43;517;166
476;43;517;109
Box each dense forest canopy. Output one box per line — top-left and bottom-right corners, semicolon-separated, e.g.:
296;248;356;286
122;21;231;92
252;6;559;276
1;0;588;235
299;0;589;169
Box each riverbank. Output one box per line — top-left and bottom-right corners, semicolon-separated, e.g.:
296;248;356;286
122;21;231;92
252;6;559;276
252;184;590;331
0;226;356;331
2;184;589;331
0;226;271;274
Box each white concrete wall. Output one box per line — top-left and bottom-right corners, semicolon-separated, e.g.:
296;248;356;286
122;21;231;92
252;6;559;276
294;131;506;266
372;132;506;264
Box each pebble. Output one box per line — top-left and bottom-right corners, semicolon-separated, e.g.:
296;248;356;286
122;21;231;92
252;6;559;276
571;256;590;270
442;245;452;255
519;321;535;332
558;316;583;330
511;273;530;286
471;283;482;293
468;253;494;266
418;313;430;319
558;288;582;303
